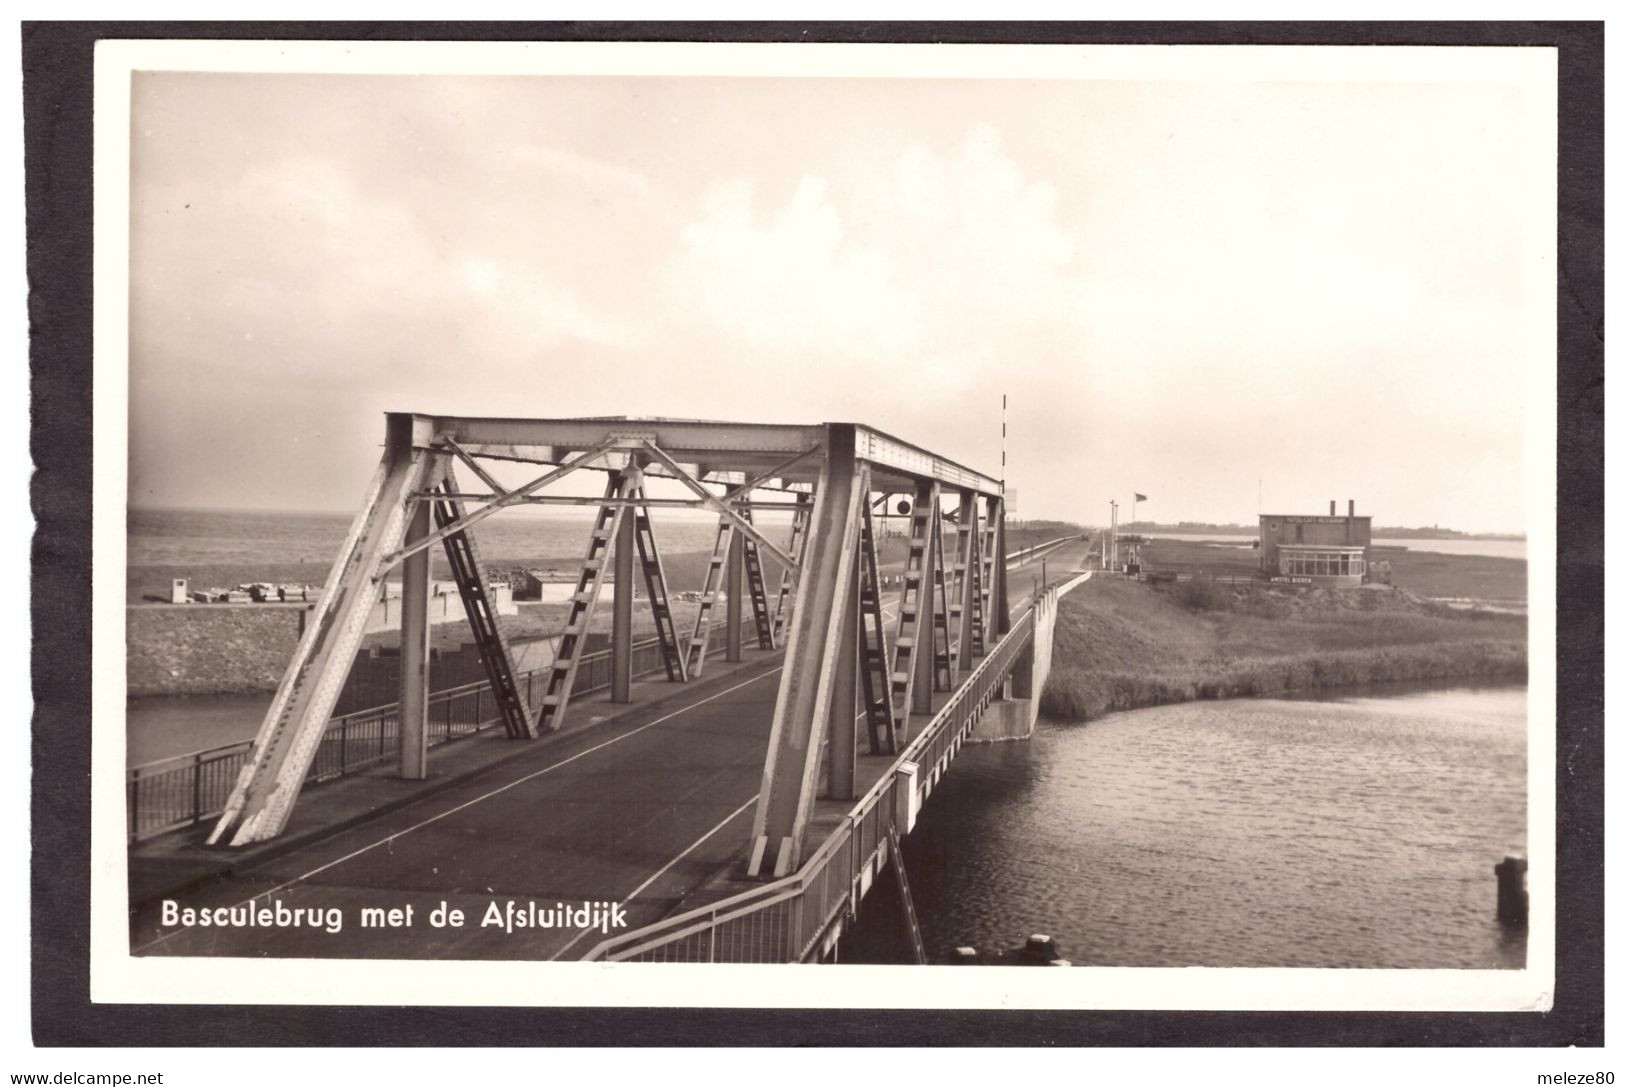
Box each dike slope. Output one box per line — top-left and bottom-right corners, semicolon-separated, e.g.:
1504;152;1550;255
1040;576;1526;722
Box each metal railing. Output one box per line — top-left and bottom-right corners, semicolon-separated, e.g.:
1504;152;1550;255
127;633;690;842
1005;535;1079;566
583;604;1040;963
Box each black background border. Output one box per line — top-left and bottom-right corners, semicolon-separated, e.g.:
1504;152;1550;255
26;19;1604;1047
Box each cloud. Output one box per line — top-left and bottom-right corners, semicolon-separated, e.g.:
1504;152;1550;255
133;154;643;386
129;150;653;507
452;255;646;351
665;174;921;366
509;144;660;207
663;123;1087;405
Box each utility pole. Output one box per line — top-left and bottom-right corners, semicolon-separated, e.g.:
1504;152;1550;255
1109;500;1118;571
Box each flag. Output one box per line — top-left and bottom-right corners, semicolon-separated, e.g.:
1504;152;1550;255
1134;493;1148;502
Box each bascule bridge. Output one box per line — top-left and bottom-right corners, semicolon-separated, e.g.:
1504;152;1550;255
140;412;1088;962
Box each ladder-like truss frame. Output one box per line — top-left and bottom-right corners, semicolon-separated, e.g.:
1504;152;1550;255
629;481;687;683
430;463;533;740
535;471;634;733
738;504;777;651
856;490;895;755
770;491;813;647
684;509;736;679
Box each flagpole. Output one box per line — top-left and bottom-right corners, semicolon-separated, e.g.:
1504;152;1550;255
1109;500;1118;571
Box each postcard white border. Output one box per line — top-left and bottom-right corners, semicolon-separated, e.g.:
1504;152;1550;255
90;37;1558;1012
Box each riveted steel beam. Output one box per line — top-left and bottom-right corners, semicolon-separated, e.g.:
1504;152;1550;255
852;425;1002;496
747;425;863;878
401;415;1001;495
952;491;981;675
414;494;812;510
211;413;440;846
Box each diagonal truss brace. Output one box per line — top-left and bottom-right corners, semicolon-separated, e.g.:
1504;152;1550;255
429;463;533;739
640;440;799;575
211;416;440;846
440;437;508;496
377;437;619;577
724;445;822;503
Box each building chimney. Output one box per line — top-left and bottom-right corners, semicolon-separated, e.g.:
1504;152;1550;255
1348;499;1355;518
1330;500;1336;516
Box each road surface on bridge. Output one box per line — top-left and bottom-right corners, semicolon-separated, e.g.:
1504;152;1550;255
133;540;1086;960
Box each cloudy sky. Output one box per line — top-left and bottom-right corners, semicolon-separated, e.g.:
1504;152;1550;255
127;58;1547;532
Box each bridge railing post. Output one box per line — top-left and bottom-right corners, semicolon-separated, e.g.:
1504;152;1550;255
191;753;203;826
792;892;805;962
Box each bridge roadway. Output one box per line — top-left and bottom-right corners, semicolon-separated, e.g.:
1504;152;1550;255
132;540;1090;960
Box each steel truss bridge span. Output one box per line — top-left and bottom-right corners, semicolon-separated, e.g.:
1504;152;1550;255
584;572;1090;963
208;413;1014;886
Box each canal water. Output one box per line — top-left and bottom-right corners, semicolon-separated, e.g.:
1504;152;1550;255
125;693;270;765
843;684;1527;969
125;637;562;766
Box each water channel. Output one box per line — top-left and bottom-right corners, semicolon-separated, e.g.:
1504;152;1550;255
845;683;1528;969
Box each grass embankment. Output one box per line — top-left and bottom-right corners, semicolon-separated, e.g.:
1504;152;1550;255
1039;576;1526;722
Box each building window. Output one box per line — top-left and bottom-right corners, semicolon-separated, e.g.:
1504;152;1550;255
1280;548;1366;579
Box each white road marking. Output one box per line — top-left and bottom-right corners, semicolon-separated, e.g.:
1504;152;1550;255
138;592;967;956
555;603;913;959
548;792;761;961
133;666;784;954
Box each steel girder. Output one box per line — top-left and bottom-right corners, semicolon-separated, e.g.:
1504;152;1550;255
989;496;1011;636
747;426;864;878
398;414;1003;496
211;415;449;845
746;422;1015;878
951;491;981;677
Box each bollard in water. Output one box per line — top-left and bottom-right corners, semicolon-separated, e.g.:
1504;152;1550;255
1494;855;1528;925
1020;933;1066;964
949;934;1074;965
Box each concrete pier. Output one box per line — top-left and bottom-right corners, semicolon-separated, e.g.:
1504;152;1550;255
968;570;1090;742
